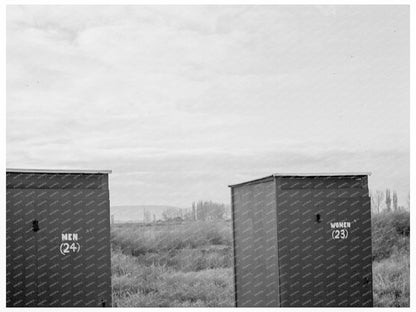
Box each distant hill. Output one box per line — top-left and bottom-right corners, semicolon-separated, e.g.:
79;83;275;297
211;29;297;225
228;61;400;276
110;205;186;223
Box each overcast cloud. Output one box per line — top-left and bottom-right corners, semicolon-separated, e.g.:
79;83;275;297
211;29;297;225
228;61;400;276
7;5;409;207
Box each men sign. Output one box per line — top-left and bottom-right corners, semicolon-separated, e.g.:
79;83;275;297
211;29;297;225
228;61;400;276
60;233;81;255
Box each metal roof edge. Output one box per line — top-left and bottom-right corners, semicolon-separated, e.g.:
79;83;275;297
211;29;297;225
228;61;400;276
273;172;372;177
229;172;372;188
6;168;112;174
228;175;275;188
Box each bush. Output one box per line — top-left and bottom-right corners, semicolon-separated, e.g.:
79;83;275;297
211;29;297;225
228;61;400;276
373;251;409;307
114;266;234;307
111;212;410;307
112;248;234;307
111;221;232;256
372;210;410;261
155;268;234;307
112;249;169;298
130;246;232;272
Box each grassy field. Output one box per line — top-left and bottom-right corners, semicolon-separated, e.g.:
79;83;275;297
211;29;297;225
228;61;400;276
372;210;410;307
111;211;409;307
111;221;234;307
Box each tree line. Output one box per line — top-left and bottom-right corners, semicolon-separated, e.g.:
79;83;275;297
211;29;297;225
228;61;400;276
371;189;410;214
142;189;409;223
158;201;231;222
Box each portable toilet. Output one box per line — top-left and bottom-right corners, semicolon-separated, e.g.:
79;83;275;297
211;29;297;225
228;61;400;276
6;169;112;307
229;173;373;307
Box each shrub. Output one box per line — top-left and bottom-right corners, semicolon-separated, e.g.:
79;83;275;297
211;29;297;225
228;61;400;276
111;213;410;307
373;251;409;307
111;221;232;256
111;249;168;299
130;246;233;272
372;210;410;261
114;267;234;307
111;247;234;307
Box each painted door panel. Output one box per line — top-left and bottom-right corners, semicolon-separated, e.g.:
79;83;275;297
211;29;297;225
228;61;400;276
7;187;112;307
276;188;372;307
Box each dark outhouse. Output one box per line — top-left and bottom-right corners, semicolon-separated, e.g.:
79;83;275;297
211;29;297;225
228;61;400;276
230;173;373;307
6;169;112;307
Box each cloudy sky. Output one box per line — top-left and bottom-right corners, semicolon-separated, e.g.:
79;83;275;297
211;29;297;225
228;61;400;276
7;5;409;207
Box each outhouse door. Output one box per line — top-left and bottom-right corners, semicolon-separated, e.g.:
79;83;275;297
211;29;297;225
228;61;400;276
276;188;373;307
7;188;112;307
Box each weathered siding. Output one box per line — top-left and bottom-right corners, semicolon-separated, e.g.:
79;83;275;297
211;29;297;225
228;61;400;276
232;180;279;307
231;174;373;307
6;171;112;307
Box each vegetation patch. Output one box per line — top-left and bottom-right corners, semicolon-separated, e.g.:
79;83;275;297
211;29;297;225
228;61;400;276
112;211;409;307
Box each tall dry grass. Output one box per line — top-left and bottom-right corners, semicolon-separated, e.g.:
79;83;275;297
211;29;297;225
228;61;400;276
111;211;409;307
372;210;410;307
111;220;234;306
112;249;234;307
111;221;232;256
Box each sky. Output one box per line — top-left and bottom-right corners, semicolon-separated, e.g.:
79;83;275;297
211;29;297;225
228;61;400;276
6;5;409;207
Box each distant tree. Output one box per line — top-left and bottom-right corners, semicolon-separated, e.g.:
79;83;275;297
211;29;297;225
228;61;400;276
162;210;169;221
210;203;225;219
173;216;183;222
226;204;231;217
192;202;196;221
195;200;226;220
385;189;392;212
196;201;207;220
393;191;398;211
182;208;193;221
162;207;181;221
408;192;410;210
372;190;384;214
143;209;151;223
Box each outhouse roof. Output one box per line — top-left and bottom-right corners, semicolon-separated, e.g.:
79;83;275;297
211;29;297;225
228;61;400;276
6;168;112;174
229;172;371;187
